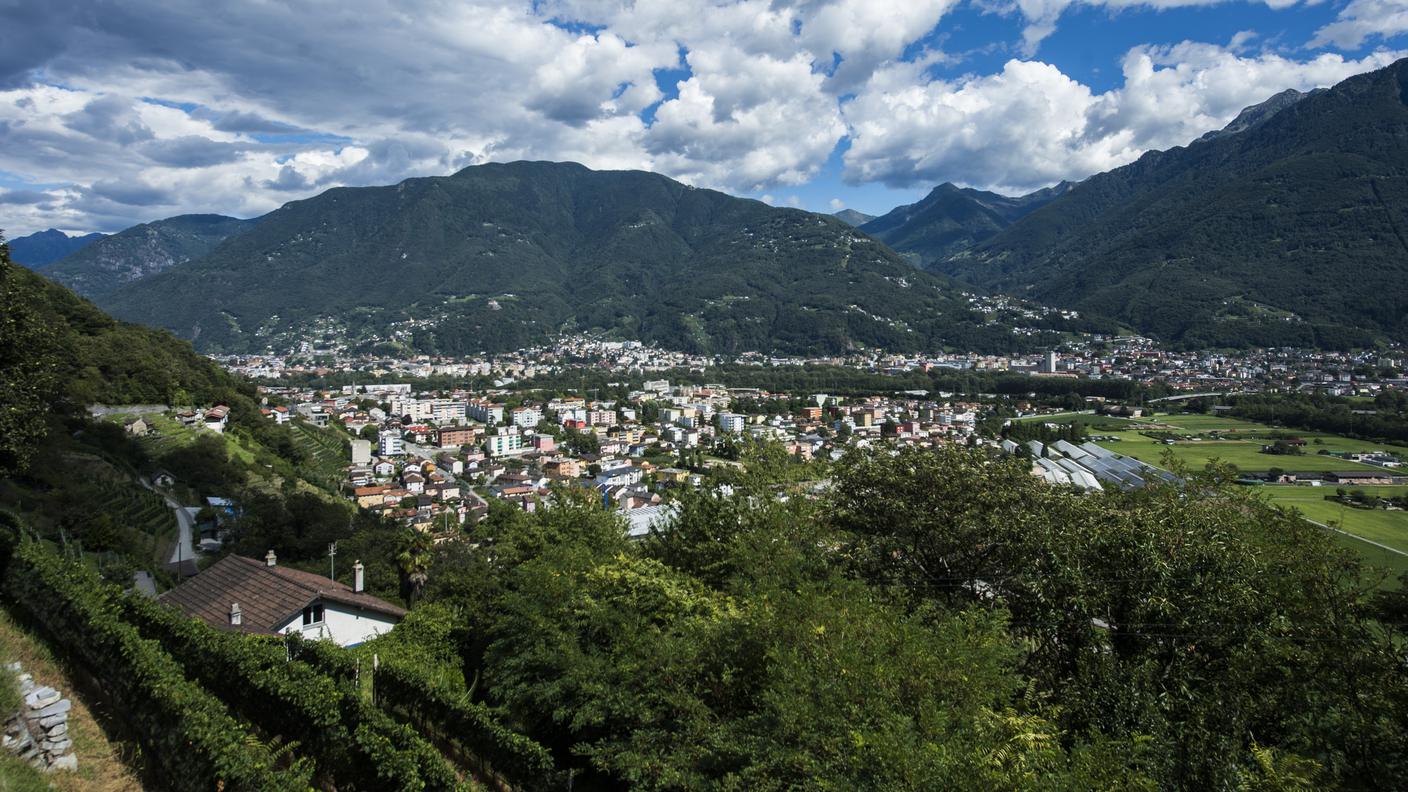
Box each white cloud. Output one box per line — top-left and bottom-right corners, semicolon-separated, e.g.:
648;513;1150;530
1312;0;1408;49
829;197;846;210
0;0;1403;237
0;0;964;233
842;44;1404;193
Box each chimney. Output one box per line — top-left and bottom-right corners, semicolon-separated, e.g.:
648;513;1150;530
229;602;242;626
265;549;277;567
353;560;365;593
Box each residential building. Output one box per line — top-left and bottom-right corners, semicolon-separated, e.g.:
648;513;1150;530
511;406;542;428
378;433;405;457
717;413;746;433
347;438;371;466
159;553;405;647
485;427;527;457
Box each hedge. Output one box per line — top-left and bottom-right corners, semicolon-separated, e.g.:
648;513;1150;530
118;592;469;792
0;535;312;791
285;630;360;686
375;659;561;791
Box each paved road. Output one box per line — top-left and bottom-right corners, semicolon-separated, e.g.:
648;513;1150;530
1304;517;1408;558
139;477;200;576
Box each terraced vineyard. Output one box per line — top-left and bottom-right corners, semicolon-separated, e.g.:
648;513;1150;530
90;479;177;564
290;421;351;492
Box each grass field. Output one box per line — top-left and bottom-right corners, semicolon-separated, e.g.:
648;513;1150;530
1074;412;1408;474
0;607;146;790
1260;485;1408;584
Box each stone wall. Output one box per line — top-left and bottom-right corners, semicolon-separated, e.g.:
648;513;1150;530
2;662;77;773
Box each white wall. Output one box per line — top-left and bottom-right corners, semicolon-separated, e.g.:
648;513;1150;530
277;600;400;647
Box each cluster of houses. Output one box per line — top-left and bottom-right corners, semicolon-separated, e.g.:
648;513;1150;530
248;380;989;539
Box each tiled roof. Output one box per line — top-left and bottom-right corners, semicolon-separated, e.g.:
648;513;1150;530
158;554;406;635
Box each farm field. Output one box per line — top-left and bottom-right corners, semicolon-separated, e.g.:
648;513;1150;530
1082;412;1407;474
1260;485;1408;551
289;420;352;492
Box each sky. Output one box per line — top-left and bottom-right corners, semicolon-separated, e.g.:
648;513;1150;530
0;0;1406;236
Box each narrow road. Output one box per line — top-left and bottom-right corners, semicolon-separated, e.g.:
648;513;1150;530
139;477;200;576
1303;517;1408;558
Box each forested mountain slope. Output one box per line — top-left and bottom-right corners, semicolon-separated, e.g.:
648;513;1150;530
45;214;257;298
97;161;1079;356
940;58;1408;349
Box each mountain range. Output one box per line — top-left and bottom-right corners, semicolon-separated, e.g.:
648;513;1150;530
24;57;1408;354
43;214;257;298
95;161;1079;356
915;62;1408;349
6;229;105;269
859;182;1069;266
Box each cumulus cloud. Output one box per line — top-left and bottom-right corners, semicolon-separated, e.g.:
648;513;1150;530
1312;0;1408;50
6;0;923;232
842;44;1404;193
829;197;846;210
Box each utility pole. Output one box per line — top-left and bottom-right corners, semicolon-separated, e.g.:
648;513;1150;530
328;541;338;581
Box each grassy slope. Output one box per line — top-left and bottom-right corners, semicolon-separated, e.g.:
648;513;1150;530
0;608;146;790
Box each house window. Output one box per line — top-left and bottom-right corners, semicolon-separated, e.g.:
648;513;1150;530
302;603;324;626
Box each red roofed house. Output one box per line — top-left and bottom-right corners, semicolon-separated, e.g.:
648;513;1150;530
158;551;405;646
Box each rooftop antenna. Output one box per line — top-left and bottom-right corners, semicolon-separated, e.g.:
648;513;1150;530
328;541;338;580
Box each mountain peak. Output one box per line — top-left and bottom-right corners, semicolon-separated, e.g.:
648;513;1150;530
833;208;876;227
5;228;106;270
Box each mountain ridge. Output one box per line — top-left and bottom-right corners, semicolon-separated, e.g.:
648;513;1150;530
860;182;1069;266
932;57;1408;349
45;214;258;298
6;228;106;269
97;161;1083;356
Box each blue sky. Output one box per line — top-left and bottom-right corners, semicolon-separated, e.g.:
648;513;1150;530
0;0;1404;235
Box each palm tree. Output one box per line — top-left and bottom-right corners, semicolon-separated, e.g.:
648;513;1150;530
395;528;433;604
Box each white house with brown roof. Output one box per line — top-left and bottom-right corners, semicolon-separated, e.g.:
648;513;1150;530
158;552;405;647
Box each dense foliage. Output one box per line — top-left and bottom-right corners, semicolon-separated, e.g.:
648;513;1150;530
0;526;312;791
97;161;1079;356
387;445;1408;790
934;59;1408;349
1227;392;1408;445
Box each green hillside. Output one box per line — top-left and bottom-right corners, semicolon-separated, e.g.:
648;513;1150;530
938;58;1408;349
45;214;256;298
0;234;272;474
97;161;1080;356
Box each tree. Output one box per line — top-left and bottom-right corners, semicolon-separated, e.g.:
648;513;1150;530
0;236;62;475
395;528;434;604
